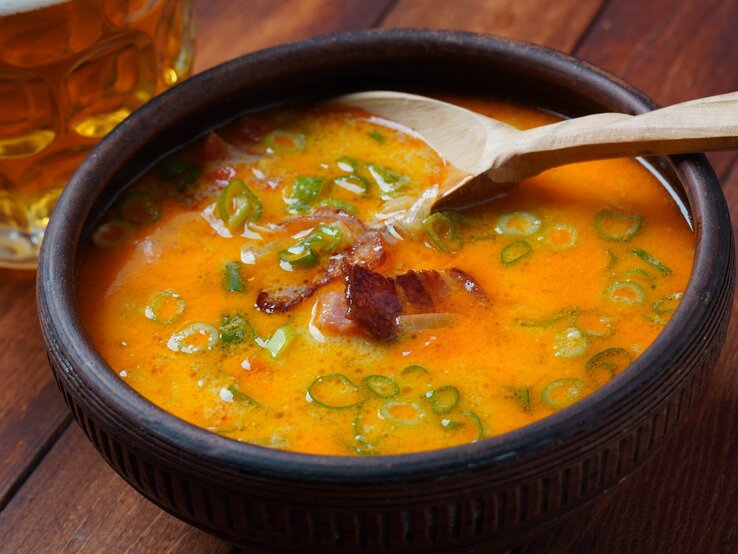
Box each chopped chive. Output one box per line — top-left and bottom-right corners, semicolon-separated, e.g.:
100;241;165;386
363;375;400;398
501;240;532;264
264;129;307;153
603;280;646;305
226;384;261;407
428;386;460;414
318;198;356;213
277;243;319;267
167;323;219;354
552;327;589;359
366;164;409;196
217;178;262;232
594;209;642;241
368;129;386;143
440;409;484;441
495;211;541;236
333;174;369;195
585;348;631;385
291;176;325;204
92;219;132;248
632;248;672;275
222;261;245;292
120;193;161;225
379;399;425;425
423;212;462;252
511;388;532;413
517;306;577;328
261;325;295;358
541;378;585;410
652;292;683;314
219;312;252;344
308;373;365;408
145;290;185;324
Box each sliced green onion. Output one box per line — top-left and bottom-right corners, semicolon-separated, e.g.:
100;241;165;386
303;224;344;254
427;386;460;414
379;399;425;425
368;129;386;143
363;375;400;398
652;292;683;314
264;129;307;153
217;178;263;232
585;348;631;385
226;384;261;407
158;158;200;191
553;327;589;358
632;248;672;275
606;249;617;270
291;176;325;204
120;193;161;225
367;164;409;196
222;261;245;293
167;323;219;353
604;280;646;305
541;378;585;410
261;325;295;358
336;155;359;173
423;212;462;252
496;211;541;236
318;198;356;213
277;243;319;267
92;219;132;248
517;306;577;328
620;268;655;285
511;388;532;413
308;373;364;408
333;175;369;195
145;290;185;324
544;224;578;251
574;310;614;338
594;209;642;241
440;409;484;441
219;312;252;344
501;240;532;264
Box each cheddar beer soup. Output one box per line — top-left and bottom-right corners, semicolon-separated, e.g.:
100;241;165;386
78;99;693;455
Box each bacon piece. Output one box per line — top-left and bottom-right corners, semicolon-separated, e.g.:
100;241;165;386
345;265;488;341
256;230;387;314
314;291;358;335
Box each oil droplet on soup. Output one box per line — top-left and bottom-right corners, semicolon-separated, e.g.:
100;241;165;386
77;99;694;456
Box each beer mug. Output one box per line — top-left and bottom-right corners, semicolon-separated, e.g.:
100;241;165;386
0;0;195;268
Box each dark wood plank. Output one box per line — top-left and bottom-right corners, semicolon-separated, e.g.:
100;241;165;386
0;424;232;554
574;0;738;180
381;0;607;52
194;0;395;73
0;269;70;509
522;160;738;554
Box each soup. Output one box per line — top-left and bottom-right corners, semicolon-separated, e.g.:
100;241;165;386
77;98;693;456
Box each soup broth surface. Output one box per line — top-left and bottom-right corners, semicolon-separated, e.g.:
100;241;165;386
78;98;693;455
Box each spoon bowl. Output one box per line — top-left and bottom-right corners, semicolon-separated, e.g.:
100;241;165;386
336;90;738;211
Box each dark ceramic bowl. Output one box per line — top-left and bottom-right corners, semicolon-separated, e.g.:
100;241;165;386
38;30;734;552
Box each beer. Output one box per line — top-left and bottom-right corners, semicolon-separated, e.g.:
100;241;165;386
0;0;195;267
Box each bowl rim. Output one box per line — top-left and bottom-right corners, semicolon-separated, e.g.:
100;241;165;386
38;28;731;484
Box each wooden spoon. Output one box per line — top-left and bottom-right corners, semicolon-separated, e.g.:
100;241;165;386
334;91;738;212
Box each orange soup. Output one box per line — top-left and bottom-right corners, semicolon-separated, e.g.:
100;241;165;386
77;99;694;455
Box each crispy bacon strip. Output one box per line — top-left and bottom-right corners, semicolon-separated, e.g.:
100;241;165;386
345;265;488;341
256;230;387;314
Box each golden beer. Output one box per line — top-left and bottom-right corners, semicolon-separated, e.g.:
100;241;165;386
0;0;195;267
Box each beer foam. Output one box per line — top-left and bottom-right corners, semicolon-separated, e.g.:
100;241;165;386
0;0;70;16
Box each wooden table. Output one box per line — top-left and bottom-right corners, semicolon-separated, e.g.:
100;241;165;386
1;1;737;552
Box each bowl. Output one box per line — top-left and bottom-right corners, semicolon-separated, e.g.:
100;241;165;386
37;30;735;552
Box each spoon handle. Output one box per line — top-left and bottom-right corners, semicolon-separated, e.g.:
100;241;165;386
489;92;738;182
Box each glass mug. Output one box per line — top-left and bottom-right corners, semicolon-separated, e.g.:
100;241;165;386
0;0;195;268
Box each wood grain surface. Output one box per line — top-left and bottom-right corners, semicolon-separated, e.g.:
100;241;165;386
1;0;736;552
